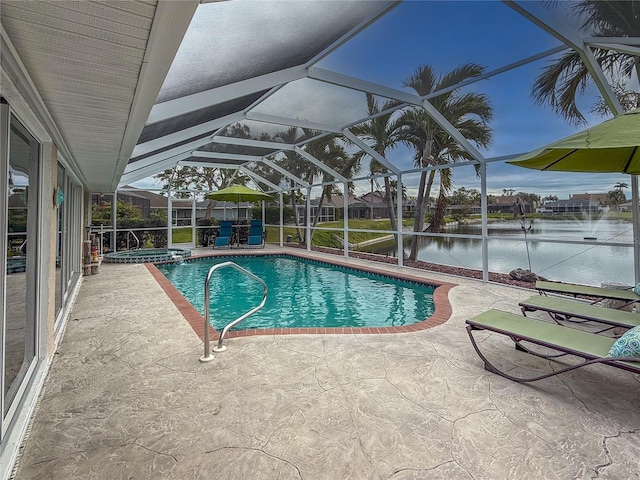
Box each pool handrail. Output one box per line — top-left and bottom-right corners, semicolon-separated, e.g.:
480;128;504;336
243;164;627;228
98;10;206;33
200;261;268;362
126;230;140;250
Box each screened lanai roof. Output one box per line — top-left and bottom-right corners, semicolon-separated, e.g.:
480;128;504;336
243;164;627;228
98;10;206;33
1;1;636;193
120;0;632;193
123;0;398;187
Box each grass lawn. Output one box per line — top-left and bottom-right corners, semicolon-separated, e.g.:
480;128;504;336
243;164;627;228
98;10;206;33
171;227;192;244
266;219;412;248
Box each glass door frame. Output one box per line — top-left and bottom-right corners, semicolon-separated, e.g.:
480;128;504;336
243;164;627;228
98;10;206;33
1;105;42;438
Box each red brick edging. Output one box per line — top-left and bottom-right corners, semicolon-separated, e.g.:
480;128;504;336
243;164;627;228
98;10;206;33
145;251;455;340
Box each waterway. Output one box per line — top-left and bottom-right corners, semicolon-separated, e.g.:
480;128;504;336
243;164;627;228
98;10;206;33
358;218;636;286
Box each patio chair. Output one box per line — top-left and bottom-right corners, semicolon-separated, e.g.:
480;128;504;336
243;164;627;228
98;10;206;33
519;295;640;333
465;309;640;383
536;280;640;307
214;221;233;248
247;219;265;248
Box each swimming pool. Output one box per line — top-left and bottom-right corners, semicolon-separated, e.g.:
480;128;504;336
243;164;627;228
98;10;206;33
154;254;440;332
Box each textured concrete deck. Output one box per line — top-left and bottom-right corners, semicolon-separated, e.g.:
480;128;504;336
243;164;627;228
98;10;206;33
13;247;640;479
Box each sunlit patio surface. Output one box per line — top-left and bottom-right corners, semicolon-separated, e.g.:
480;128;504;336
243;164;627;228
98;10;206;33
12;246;640;479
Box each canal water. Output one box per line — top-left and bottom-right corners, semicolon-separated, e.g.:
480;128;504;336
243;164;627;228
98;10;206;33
359;219;636;286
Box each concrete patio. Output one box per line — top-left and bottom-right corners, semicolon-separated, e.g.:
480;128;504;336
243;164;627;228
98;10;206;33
11;247;640;479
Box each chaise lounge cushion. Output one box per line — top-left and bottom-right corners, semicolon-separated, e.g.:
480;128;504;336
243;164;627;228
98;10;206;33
607;325;640;358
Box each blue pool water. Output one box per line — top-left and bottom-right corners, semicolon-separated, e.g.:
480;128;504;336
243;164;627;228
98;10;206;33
156;255;436;331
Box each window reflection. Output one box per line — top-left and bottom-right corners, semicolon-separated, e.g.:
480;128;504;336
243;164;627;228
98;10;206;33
4;116;38;415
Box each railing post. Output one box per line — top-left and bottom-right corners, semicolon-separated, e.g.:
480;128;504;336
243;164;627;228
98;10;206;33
199;268;215;362
200;261;268;361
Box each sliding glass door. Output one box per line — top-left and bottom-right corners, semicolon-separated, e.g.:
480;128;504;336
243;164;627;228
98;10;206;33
2;113;40;423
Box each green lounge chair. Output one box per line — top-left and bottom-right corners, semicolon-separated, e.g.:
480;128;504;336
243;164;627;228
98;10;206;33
535;280;640;307
519;295;640;333
466;309;640;383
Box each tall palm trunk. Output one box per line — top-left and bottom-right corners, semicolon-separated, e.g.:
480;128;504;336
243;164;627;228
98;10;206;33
409;171;427;260
409;170;437;260
403;63;493;260
290;181;304;244
383;175;399;245
409;144;436;260
428;190;448;233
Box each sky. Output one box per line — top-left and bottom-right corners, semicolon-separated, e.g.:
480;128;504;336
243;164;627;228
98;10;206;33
132;0;634;201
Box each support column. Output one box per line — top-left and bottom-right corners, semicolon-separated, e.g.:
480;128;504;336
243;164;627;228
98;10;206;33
167;187;172;248
41;144;57;352
306;187;311;251
279;192;284;246
397;174;403;268
110;191;117;252
191;192;196;246
480;162;488;283
343;181;349;257
0;100;9;375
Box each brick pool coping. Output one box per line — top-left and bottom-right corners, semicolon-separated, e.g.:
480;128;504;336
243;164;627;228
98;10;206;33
146;250;455;341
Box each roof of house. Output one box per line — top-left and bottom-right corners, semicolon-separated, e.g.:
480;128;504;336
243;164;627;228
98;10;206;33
359;192;386;204
119;187;168;209
570;193;610;204
546;199;600;207
491;196;519;205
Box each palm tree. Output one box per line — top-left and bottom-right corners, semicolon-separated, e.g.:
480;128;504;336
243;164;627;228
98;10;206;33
388;180;406;204
609;181;629;211
271;127;315;244
351;93;404;241
533;1;640;124
303;134;359;241
269;128;356;244
304;133;349;233
614;181;629;192
401;64;493;260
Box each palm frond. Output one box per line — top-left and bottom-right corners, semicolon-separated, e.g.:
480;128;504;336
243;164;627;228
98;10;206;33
532;50;589;124
436;63;485;92
535;1;640;122
403;65;437;96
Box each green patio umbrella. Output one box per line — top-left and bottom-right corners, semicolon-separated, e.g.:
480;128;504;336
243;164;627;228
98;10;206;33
207;185;272;220
508;108;640;284
208;185;273;202
507;108;640;174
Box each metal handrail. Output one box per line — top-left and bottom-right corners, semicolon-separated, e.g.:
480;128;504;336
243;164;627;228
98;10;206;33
200;261;268;362
126;230;140;250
